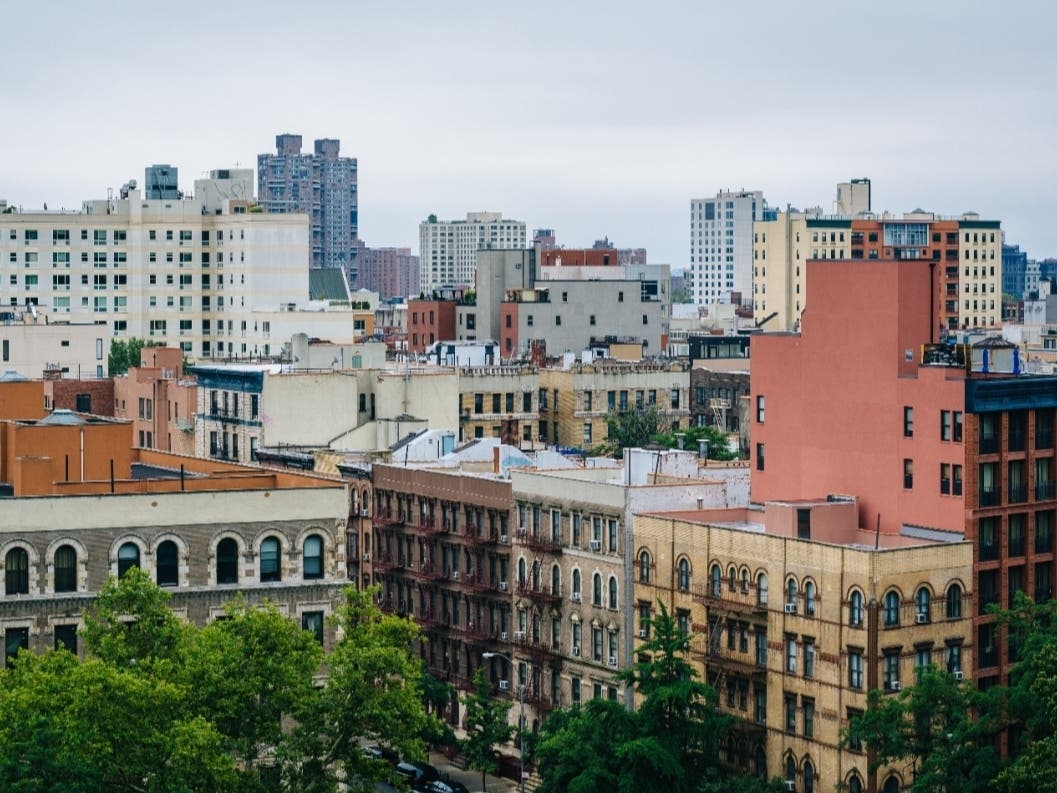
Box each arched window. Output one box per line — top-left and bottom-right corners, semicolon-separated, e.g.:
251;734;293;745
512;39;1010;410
741;568;750;594
848;775;864;793
303;535;324;580
785;755;797;785
593;573;602;606
804;580;817;617
639;550;651;583
884;590;901;626
728;565;737;591
551;564;560;596
518;558;527;586
804;760;815;793
678;558;691;592
156;540;179;587
608;576;618;609
849;590;864;626
946;583;963;619
915;586;931;623
5;547;28;595
572;569;582;599
117;542;140;578
260;537;281;582
786;577;799;608
757;572;768;606
882;776;900;793
754;745;767;778
54;544;77;593
710;563;722;595
217;538;239;584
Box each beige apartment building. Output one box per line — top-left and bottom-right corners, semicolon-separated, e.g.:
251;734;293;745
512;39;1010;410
538;359;690;450
633;500;973;793
457;364;540;446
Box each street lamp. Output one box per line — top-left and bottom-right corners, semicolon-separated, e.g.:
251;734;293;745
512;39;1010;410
482;651;525;793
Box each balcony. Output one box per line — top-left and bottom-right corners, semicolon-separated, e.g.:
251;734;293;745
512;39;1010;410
516;582;563;605
372;552;406;572
412;517;447;536
372;512;404;528
1037;481;1057;501
463;573;502;594
692;584;768;615
513;633;563;663
515;528;562;555
416;562;448;582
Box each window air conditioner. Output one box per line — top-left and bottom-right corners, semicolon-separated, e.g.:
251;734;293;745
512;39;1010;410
500;534;509;543
514;631;526;641
638;629;648;639
954;671;964;680
362;552;371;562
608;656;618;667
452;571;460;581
499;581;509;591
572;646;581;657
784;603;797;614
889;681;901;692
500;631;508;640
916;613;928;624
499;680;510;691
590;540;602;551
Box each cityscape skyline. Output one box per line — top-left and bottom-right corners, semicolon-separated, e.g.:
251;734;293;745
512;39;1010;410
3;1;1055;271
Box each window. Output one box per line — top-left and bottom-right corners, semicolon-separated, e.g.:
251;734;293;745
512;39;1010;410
848;649;864;689
117;542;140;578
54;624;78;654
756;442;765;471
804;580;817;616
915;587;931;622
979;516;998;560
54;545;77;592
639;550;651;583
946;643;962;675
593;573;602;606
847;709;865;752
678;558;691;591
943;583;962;619
757;573;768;606
941;410;952;441
904;406;914;437
804;759;815;793
608;576;617;609
572;569;581;599
803;699;815;739
804;639;815;678
711;564;722;595
1037;510;1054;553
785;635;797;673
784;693;796;732
786;577;798;611
260;537;281;582
303;535;324;580
608;519;618;551
156;540;179;587
849;590;864;626
5;627;28;667
302;611;324;645
756;395;765;423
755;629;767;666
941;463;951;495
884;590;900;626
592;627;603;661
5;548;29;595
1008;514;1025;557
883;650;901;691
217;538;239;584
903;458;913;489
754;686;767;724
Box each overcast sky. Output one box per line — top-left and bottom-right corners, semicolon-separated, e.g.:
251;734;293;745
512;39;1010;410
3;1;1055;267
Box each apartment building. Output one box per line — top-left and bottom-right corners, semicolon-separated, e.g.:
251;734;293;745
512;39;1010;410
357;245;419;299
0;406;350;660
537;359;690;450
0;180;309;360
691;361;749;435
257;134;358;274
753;210;1002;333
370;462;516;723
751;259;1057;691
633;501;973;793
113;346;197;455
0;315;108;379
419;212;526;294
458;364;540;445
689;190;770;307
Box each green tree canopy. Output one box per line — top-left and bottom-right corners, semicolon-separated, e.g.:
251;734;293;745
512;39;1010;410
599;405;738;460
461;667;514;792
108;337;162;376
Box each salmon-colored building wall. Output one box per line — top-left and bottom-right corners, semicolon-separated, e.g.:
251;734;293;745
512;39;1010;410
4;420;135;495
499;303;519;359
539;248;618;268
407;300;456;353
114;348;197;456
752;260;966;535
0;381;46;421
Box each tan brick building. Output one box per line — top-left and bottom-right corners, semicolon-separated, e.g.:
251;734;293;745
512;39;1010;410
457;364;540;446
633;501;973;793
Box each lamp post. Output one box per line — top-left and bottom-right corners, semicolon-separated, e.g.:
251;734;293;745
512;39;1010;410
482;651;525;793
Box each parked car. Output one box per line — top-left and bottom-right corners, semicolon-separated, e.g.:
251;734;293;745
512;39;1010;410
361;744;399;766
426;780;471;793
393;760;441;790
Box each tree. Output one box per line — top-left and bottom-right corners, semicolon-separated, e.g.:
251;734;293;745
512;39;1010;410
0;650;238;792
108;337;161;376
461;667;514;792
652;424;739;461
601;405;670;456
533;699;641;793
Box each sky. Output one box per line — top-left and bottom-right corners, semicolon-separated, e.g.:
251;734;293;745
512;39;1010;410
3;1;1056;268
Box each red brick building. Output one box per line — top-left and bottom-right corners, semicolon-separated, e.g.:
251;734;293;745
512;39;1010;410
408;299;457;353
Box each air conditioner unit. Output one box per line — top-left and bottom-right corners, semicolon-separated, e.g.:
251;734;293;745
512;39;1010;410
361;508;369;517
954;671;964;681
608;656;618;668
572;646;581;657
499;581;509;591
889;681;901;692
638;629;648;639
785;782;796;792
784;603;797;614
916;613;928;624
500;534;509;543
500;631;508;640
590;540;602;551
499;680;510;691
452;571;460;581
514;631;526;641
362;552;371;562
571;593;581;603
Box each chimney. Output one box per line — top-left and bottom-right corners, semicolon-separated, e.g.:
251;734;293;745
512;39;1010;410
493;445;501;476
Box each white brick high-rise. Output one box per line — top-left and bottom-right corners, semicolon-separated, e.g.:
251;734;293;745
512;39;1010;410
418;212;525;294
688;190;769;306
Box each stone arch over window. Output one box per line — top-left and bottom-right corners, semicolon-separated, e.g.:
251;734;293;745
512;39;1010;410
593;572;603;606
302;534;325;580
846;772;865;793
255;533;285;583
551;563;561;596
740;566;751;593
848;588;865;627
753;745;767;779
48;538;86;594
710;562;722;595
608;575;618;609
804;579;817;617
727;565;737;590
678;557;692;592
802;757;815;793
638;549;652;584
883;588;902;626
881;774;902;793
518;557;527;586
784;753;797;786
786;576;799;607
571;567;582;599
211;533;245;585
945;581;964;619
915;585;932;622
756;571;768;606
110;536;147;580
155;540;179;587
4;545;30;595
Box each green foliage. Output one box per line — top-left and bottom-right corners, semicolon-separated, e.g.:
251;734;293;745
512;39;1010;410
598;406;737;460
461;667;514;791
108;337;162;376
1;575;435;793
